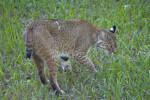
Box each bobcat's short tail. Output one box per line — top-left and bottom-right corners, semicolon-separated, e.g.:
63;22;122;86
23;25;33;60
26;48;32;59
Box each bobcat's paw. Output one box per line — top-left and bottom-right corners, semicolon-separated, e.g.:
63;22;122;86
56;90;65;95
60;90;65;94
45;79;50;84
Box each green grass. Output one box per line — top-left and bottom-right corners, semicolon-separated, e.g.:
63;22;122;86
0;0;150;99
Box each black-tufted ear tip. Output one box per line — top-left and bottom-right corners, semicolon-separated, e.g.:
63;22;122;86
113;25;116;30
109;25;116;33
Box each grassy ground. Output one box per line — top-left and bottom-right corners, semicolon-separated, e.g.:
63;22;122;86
0;0;150;99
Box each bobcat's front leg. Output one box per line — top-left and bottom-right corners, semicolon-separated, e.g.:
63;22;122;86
73;52;98;72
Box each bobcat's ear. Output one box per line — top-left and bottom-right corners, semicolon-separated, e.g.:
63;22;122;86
109;25;116;33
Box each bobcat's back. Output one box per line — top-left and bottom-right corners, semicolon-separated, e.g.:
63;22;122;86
23;19;97;59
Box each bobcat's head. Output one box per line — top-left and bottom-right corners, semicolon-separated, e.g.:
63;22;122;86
95;26;117;54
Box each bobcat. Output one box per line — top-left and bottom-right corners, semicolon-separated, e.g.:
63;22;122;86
23;19;117;95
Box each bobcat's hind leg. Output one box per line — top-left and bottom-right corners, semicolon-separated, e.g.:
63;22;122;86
49;71;65;95
32;52;49;85
43;53;65;95
73;52;98;72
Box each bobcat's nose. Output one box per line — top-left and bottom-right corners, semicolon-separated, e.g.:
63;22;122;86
111;46;116;54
